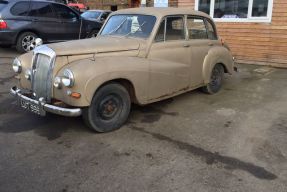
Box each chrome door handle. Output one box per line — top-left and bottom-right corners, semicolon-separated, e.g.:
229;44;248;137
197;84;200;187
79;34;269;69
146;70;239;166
208;43;214;46
183;44;190;47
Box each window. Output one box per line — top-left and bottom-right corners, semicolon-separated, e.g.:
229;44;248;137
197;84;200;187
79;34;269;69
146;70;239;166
10;2;30;16
206;20;217;40
100;15;156;39
28;2;55;18
187;17;208;39
52;4;78;20
196;0;273;22
0;1;8;12
155;16;185;42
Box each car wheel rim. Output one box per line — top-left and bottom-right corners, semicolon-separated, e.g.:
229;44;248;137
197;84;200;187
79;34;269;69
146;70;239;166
22;35;36;52
97;94;122;120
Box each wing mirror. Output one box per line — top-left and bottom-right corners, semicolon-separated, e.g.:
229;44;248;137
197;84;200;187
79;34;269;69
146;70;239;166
35;38;43;47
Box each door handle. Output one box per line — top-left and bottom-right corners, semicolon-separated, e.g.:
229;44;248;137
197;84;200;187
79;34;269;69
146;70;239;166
183;44;190;47
208;43;214;46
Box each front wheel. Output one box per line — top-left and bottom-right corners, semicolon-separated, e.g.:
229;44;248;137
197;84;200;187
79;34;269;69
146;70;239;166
16;32;38;53
82;83;131;132
201;64;224;94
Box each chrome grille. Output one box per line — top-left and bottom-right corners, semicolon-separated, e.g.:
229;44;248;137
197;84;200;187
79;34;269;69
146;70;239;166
31;46;56;103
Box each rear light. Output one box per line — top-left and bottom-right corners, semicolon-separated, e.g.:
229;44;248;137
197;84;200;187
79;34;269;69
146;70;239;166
0;19;7;29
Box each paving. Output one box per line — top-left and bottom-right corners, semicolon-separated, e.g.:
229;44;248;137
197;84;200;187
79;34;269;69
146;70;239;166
0;48;286;192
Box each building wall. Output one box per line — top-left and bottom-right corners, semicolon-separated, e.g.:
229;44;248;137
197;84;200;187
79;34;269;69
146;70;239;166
178;0;287;67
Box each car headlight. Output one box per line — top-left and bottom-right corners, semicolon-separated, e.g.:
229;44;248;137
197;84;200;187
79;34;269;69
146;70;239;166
62;69;75;87
12;58;22;73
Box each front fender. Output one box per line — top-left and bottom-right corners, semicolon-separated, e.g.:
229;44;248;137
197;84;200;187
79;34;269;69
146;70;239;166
53;56;150;107
202;46;234;84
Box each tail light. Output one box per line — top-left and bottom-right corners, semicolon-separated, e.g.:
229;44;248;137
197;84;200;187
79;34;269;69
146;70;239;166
0;19;8;29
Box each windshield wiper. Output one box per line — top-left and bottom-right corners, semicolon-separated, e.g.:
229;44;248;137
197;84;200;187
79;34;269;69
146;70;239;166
108;18;128;35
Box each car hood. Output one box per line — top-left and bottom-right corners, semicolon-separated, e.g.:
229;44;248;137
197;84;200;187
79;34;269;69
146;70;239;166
47;36;141;56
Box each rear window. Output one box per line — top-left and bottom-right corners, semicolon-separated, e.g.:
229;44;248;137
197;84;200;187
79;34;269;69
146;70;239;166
10;1;30;16
0;1;9;11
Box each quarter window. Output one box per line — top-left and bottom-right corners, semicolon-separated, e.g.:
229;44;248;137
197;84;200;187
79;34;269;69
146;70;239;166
196;0;273;22
10;1;30;16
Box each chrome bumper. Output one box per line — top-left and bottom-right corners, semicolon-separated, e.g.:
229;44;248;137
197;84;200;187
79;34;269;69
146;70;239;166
10;86;82;117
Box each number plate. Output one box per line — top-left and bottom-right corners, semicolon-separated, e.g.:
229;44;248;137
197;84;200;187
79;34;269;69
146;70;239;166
20;98;41;115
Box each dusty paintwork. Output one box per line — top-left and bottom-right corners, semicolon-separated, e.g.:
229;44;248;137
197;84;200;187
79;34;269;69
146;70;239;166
14;7;234;108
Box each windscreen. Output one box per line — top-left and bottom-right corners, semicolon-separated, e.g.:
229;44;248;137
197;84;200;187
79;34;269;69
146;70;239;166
100;14;157;39
81;11;101;19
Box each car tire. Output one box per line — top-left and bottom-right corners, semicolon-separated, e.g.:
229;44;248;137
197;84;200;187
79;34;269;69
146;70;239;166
202;64;224;94
82;83;131;133
16;32;38;53
87;30;98;38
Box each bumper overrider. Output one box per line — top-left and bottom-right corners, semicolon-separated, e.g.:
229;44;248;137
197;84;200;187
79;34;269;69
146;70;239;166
10;86;82;117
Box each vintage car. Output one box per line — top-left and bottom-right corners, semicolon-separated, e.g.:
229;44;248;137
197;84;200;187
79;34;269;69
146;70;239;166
11;8;235;132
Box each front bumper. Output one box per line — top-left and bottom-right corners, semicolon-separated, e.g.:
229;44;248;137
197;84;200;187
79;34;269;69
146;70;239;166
10;86;82;117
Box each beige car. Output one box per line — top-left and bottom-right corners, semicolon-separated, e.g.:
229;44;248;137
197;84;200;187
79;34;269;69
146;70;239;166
11;8;234;132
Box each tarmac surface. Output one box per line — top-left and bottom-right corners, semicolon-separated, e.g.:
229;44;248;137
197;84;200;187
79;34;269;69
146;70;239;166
0;48;287;192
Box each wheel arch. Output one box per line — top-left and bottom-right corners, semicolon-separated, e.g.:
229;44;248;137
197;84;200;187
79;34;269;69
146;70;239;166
16;30;41;43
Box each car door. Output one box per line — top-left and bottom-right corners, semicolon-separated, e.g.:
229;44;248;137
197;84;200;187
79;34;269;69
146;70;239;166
185;16;212;87
147;16;190;100
51;3;81;40
27;1;60;42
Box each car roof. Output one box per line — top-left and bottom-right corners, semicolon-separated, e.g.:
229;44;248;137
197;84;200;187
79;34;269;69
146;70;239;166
113;7;211;19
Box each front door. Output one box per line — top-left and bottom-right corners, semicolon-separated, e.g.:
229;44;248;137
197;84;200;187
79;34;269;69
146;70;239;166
147;16;190;101
185;16;212;87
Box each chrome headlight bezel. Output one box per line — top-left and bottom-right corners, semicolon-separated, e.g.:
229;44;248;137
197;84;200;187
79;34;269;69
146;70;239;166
62;69;75;87
12;58;22;73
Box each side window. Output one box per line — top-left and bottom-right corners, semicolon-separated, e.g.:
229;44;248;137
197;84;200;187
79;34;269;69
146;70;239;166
28;2;55;18
206;20;217;40
101;12;108;20
166;17;185;41
10;2;30;16
52;4;78;20
186;17;208;40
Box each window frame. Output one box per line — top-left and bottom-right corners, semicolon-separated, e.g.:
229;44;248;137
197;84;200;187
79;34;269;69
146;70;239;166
195;0;273;23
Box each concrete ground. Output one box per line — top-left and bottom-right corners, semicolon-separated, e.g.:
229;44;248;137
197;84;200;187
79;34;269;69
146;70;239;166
0;48;286;192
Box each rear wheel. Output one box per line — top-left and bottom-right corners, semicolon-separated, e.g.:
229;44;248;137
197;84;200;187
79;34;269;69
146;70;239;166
16;32;38;53
202;64;224;94
82;83;131;132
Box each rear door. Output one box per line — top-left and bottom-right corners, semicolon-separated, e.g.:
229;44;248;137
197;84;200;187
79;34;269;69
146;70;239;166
51;3;81;40
27;1;61;42
185;16;212;87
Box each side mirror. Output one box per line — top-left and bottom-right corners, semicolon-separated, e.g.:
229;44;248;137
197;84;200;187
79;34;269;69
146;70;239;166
35;38;43;47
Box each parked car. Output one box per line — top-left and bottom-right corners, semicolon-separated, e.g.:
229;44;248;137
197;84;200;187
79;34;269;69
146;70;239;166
0;0;102;53
11;8;235;133
81;10;112;23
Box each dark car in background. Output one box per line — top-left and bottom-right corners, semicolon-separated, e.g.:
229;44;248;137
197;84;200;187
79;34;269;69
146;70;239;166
0;0;102;52
81;10;112;24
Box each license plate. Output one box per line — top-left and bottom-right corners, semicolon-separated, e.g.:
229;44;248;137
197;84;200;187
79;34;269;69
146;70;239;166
20;98;41;115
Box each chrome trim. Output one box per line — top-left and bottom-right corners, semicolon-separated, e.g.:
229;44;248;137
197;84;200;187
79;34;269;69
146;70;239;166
10;86;82;117
32;45;56;102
